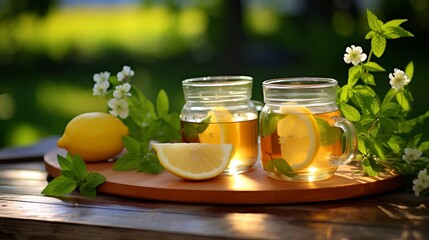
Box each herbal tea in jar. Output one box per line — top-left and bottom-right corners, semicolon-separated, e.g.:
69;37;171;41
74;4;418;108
260;78;357;182
180;76;259;174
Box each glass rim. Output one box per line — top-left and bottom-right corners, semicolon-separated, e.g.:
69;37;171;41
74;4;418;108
182;76;253;86
262;77;338;89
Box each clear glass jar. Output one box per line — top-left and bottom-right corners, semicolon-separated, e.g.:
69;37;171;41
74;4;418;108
180;76;259;174
260;78;357;182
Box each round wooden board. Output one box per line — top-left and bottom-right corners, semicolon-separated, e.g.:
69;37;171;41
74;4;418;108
44;148;404;204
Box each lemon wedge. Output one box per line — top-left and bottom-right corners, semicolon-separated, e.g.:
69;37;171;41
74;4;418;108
277;105;320;171
152;143;233;180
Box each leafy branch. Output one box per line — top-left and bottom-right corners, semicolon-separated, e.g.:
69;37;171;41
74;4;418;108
339;10;429;196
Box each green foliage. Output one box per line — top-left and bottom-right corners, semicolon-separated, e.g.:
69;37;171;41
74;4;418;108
183;115;211;139
113;135;164;174
41;153;106;197
339;10;429;195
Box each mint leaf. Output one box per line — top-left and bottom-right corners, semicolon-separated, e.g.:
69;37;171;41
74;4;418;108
367;9;383;32
138;153;164;174
371;34;386;57
340;103;361;121
362;158;381;177
388;135;406;154
41;175;77;196
315;117;342;146
71;154;87;181
261;110;283;137
378;115;399;133
58;153;73;171
79;172;106;197
396;90;412;112
354;91;380;115
347;65;362;87
361;72;375;86
381;24;414;39
156;89;169;118
183;116;211;139
405;61;414;81
383;19;408;27
42;154;106;197
263;159;275;171
273;158;297;177
122;135;141;153
113;152;140;171
363;62;385;72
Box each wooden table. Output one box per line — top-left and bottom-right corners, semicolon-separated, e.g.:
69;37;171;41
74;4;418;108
1;139;429;239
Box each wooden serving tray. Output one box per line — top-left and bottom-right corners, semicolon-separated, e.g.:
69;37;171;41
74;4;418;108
44;148;404;204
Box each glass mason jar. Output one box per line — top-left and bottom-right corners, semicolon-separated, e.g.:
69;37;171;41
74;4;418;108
260;78;357;182
180;76;259;174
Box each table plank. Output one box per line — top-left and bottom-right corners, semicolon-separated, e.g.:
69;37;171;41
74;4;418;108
1;161;429;239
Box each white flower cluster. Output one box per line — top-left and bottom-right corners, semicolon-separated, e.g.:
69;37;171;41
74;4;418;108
402;148;428;196
343;45;410;91
413;169;429;197
92;65;134;119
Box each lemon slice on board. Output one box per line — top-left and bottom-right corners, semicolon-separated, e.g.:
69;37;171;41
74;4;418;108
152;143;233;180
277;106;320;171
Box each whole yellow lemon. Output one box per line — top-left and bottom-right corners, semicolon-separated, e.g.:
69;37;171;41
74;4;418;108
57;112;129;162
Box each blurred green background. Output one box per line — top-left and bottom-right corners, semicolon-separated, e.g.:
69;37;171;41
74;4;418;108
1;0;428;148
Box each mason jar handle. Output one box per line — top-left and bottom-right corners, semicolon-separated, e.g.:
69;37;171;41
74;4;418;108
332;116;357;165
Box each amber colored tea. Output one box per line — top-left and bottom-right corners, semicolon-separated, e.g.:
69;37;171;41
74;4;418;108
260;109;343;182
181;118;259;174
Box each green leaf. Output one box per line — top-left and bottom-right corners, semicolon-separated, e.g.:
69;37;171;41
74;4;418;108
365;30;375;40
122;135;141;153
273;158;296;177
399;110;429;133
260;110;283;137
113;152;141;171
79;182;97;198
367;9;383;32
381;25;414;39
371;34;387;58
156;89;169;118
138;153;164;174
57;154;73;171
71;154;87;181
405;61;414;81
41;175;77;196
263;159;275;171
362;158;381;177
396;90;412;112
378;115;399;133
347;65;362;87
418;141;429;153
315;117;342;146
361;72;376;86
382;88;397;106
362;62;385;72
383;19;408;27
340;84;351;103
354;91;380;115
84;172;106;187
340;103;361;121
387;135;406;154
358;135;368;154
370;137;387;160
183;116;211;139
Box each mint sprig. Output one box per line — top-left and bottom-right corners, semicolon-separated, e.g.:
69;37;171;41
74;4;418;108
42;153;106;197
113;135;164;174
339;9;429;187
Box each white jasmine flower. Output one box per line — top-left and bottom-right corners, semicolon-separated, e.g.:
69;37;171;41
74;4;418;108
93;71;110;83
108;98;129;119
389;68;410;91
412;169;429;196
402;148;423;163
92;81;110;96
113;83;132;99
117;66;135;82
343;45;367;66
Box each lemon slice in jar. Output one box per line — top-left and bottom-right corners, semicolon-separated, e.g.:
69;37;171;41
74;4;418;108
277;105;320;171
